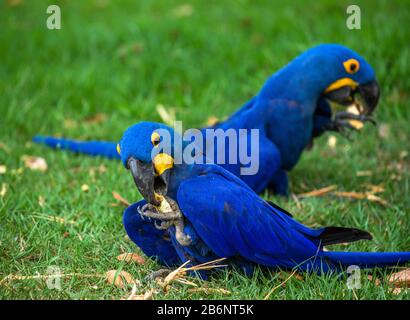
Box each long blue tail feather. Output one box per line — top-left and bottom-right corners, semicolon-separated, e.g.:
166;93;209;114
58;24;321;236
323;251;410;269
33;136;120;159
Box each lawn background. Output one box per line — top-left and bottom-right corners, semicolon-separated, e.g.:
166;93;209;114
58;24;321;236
0;0;409;299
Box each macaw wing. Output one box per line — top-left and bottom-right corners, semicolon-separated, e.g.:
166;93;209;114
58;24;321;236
176;170;321;268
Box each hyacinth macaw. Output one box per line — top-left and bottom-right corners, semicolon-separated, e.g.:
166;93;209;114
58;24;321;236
119;122;409;274
33;44;380;195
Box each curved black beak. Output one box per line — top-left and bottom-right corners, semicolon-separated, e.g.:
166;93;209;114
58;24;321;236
127;157;169;206
358;80;380;115
324;79;380;115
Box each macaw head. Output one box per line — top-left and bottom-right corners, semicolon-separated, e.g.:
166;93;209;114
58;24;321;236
117;121;180;206
263;44;380;115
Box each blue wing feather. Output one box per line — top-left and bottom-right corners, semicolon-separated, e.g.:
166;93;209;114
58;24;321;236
176;168;323;269
176;166;410;271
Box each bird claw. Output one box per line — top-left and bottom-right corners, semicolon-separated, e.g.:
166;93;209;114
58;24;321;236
138;201;181;221
175;219;192;246
325;111;376;140
144;268;172;281
333;111;377;125
137;197;192;247
154;220;173;230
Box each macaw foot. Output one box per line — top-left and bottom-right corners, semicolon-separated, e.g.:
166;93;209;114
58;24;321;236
174;219;192;246
145;268;172;281
335;111;376;125
326;111;376;140
137;197;192;247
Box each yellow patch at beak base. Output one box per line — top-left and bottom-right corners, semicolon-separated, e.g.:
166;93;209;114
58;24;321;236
153;153;174;175
116;144;121;155
324;78;358;93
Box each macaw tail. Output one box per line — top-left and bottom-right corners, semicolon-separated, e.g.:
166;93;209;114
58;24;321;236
323;251;410;269
33;136;120;159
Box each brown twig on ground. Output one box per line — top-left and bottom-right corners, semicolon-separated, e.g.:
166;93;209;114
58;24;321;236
112;191;130;207
0;273;103;286
263;270;298;300
159;258;228;292
188;287;231;295
297;185;337;198
31;213;77;225
333;191;388;206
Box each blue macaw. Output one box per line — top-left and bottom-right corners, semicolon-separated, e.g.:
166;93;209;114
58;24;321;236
119;122;409;274
34;44;380;195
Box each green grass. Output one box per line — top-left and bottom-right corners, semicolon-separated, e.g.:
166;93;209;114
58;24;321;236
0;0;409;300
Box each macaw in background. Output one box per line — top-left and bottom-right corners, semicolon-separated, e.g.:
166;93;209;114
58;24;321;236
119;122;409;274
34;44;380;195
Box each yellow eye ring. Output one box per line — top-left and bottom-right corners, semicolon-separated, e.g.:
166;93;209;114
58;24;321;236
343;58;360;74
151;131;161;148
116;144;121;155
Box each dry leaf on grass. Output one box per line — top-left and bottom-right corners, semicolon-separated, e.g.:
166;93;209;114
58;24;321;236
116;42;144;58
297;185;337;198
21;155;48;172
333;191;367;200
31;213;76;225
159;258;227;292
378;123;390;139
89;165;107;176
116;253;146;265
0;165;6;175
0;273;103;286
112;192;130;207
367;275;381;286
389;269;410;288
188;287;231;295
356;170;372;177
333;191;388;206
291;193;303;210
172;4;193;17
106;270;135;289
156;104;176;126
85;113;106;125
298;184;387;206
38;196;45;208
365;194;388;206
11;167;24;176
6;0;23;7
0;183;7;198
126;287;155;300
365;184;385;194
390;287;406;295
327;136;337;148
63;119;78;129
81;184;89;192
0;142;11;154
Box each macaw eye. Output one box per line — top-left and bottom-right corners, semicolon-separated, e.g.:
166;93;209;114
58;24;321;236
116;144;121;155
151;132;161;147
343;58;360;74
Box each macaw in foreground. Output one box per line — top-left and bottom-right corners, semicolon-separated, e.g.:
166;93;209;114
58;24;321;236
119;122;409;274
34;44;380;195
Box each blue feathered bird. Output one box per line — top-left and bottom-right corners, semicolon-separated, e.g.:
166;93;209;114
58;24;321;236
120;122;409;274
33;44;380;195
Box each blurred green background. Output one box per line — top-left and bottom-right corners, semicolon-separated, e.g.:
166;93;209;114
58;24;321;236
0;0;409;299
